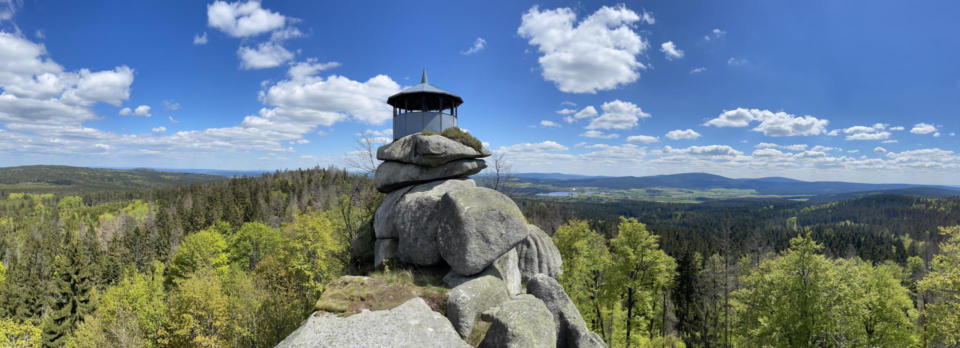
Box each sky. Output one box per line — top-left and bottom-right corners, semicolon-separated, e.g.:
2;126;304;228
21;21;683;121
1;1;959;185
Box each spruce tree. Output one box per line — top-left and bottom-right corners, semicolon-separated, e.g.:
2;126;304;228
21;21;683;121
41;232;94;347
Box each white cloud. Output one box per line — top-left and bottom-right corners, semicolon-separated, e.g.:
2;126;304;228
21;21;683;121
705;28;726;41
640;10;655;25
118;107;131;116
287;59;340;80
659;41;684;60
727;57;748;66
882;139;898;144
664;145;743;157
163;100;181;110
842;123;890;140
461;37;486;55
689;67;707;74
665;129;700;140
704;108;828;136
581;130;619;139
257;63;400;127
874;146;887;153
518;5;649;93
889;126;905;131
910;122;937;135
207;0;286;38
560;101;577;107
586;100;650;130
168;115;179;124
556;108;577;115
269;27;303;42
193;32;208;45
133;105;151;117
540;120;561;128
238;41;294;69
151;126;166;133
846;131;890;140
626;135;659;144
497;141;569;153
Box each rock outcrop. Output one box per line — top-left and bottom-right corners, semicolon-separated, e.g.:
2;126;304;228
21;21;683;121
517;224;564;281
527;274;606;348
277;298;468;348
284;132;606;348
479;295;558;348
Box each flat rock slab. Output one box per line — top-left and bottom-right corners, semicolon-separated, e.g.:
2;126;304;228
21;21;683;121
377;134;489;167
277;297;469;348
479;295;557;348
517;224;563;282
527;274;606;348
435;187;529;276
375;159;486;193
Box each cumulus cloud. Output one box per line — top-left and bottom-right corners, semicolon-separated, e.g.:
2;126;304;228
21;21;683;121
497;140;569;153
664;145;743;157
118;107;131;116
163;100;181;110
660;41;684;60
689;67;707;74
889;126;905;131
151;126;166;133
238;41;294;70
168;115;179;124
586;100;650;130
705;28;726;41
518;5;649;93
843;123;890;140
207;1;286;38
461;37;486;55
132;105;151;117
581;130;619;139
556;108;577;115
665;129;700;140
539;120;561;128
874;146;887;153
193;32;208;45
910;122;937;135
626;135;659;144
704;108;828;136
640;10;655;24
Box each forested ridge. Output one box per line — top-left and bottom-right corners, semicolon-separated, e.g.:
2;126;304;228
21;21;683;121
1;166;959;347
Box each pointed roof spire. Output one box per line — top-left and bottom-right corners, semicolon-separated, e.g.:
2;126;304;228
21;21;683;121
421;69;428;84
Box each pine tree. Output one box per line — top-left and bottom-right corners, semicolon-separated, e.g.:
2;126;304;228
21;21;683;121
42;232;95;347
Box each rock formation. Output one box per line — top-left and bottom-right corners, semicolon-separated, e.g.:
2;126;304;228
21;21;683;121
281;132;605;348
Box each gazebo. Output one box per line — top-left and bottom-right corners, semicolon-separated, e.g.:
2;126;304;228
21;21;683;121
387;70;463;140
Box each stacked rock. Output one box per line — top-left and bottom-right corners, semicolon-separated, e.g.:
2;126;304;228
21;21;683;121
372;132;604;348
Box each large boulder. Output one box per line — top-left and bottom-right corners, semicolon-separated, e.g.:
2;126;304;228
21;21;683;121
395;179;476;265
277;297;469;348
373;239;397;268
479;295;557;348
377;134;490;167
445;275;511;338
374;159;486;193
434;187;529;276
516;224;563;281
527;274;606;348
373;186;413;239
444;248;522;297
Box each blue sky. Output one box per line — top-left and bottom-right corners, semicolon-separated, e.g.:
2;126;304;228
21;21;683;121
1;1;959;184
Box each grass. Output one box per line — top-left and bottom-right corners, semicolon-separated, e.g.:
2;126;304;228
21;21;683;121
420;127;484;152
315;266;449;317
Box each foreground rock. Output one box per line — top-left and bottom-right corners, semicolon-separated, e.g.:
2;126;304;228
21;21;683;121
435;187;529;276
446;275;511;338
377;134;489;167
516;224;563;281
527;274;606;348
373;239;397;267
444;248;522;297
374;159;486;193
278;297;468;348
479;295;557;348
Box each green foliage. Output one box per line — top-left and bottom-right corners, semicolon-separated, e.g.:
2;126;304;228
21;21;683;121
553;220;613;339
0;165;226;193
42;233;95;347
168;226;230;285
0;262;5;286
227;222;281;270
733;233;917;347
0;317;41;348
440;127;484;152
918;225;960;346
163;268;232;347
67;262;167;347
281;210;347;300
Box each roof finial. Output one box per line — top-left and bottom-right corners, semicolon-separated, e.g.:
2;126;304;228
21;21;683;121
421;68;428;84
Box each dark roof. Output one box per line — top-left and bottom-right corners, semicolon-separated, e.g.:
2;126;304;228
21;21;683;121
387;70;463;110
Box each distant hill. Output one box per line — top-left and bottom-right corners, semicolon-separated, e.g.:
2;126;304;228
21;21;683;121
513;172;960;197
0;165;228;192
